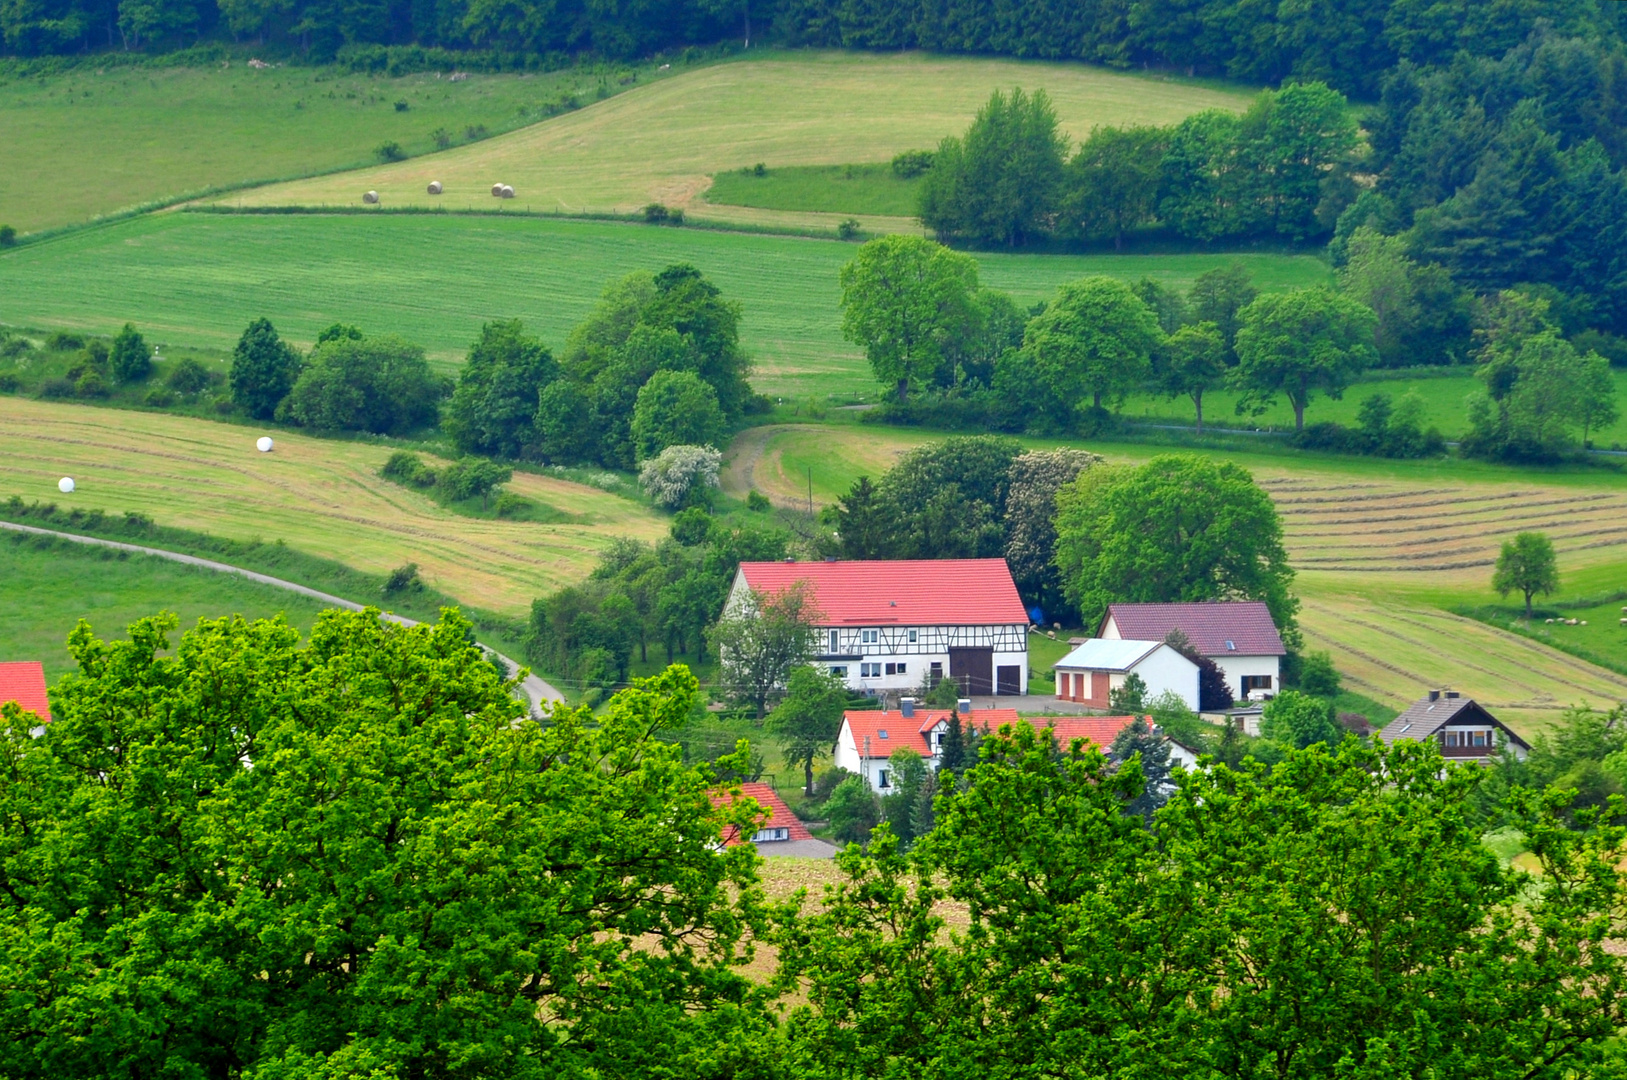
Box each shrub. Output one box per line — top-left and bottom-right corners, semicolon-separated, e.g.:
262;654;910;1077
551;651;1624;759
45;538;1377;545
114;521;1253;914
375;141;405;162
431;127;452;149
0;374;20;394
166;357;215;394
75;371;109;398
747;490;771;512
382;562;422;595
493;492;529;518
752;162;767;176
824;775;879;843
0;224;15;247
281;335;447;435
837;218;861;240
891;149;934;178
108;324;153;384
380;450;438;488
143;388;177;408
123;511;153;532
44;331;84;351
0;335;32;359
38;377;75;399
642;203;671;224
394;99;409;111
464;124;487;140
638;445;721;509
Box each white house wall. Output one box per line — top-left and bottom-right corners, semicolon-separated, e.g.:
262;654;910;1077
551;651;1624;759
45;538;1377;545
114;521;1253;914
1213;654;1280;699
1130;647;1201;710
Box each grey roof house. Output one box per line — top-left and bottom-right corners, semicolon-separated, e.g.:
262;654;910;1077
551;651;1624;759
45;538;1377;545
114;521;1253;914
1377;690;1530;763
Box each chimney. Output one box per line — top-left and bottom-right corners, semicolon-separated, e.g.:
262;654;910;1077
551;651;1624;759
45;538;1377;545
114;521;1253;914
1428;689;1441;702
900;698;915;718
1444;690;1460;699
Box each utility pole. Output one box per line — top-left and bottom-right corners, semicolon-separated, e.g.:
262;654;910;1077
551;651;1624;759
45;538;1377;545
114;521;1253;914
807;466;813;516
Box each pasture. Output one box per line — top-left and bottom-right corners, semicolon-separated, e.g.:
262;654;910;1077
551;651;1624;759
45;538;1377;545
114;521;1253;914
223;50;1257;231
0;531;335;678
724;422;1627;730
704;163;924;217
0;396;668;616
0;211;1329;400
0;61;663;235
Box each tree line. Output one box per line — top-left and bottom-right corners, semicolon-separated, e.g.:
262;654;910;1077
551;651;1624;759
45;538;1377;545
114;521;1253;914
5;609;1627;1078
841;233;1619;461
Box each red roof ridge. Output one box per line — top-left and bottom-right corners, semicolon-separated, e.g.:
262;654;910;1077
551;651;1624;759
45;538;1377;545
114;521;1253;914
737;558;1028;626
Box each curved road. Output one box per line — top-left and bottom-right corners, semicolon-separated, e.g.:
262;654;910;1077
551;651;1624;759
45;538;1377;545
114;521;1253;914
2;520;563;713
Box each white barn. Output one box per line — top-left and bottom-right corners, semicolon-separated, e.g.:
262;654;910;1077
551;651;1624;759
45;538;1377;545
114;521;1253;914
1053;639;1200;710
729;558;1030;696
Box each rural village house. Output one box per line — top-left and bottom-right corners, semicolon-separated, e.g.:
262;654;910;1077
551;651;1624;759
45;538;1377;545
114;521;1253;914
1377;690;1532;762
709;782;836;858
1053;639;1200;710
1099;602;1285;701
730;558;1029;696
0;661;50;738
834;701;1198;793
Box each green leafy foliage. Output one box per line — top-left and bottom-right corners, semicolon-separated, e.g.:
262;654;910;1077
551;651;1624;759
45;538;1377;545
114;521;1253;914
920;87;1069;247
1232;287;1378;432
443;319;557;459
1493;531;1559;619
1021;275;1164;423
838;235;979;403
1261;689;1342;749
1054;454;1299;642
0;611;773;1079
769;665;850;795
280;332;447;435
711;579;822;718
631;368;725;459
107;322;153;384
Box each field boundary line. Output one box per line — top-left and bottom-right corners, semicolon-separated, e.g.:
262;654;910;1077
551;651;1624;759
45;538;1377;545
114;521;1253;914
0;521;561;710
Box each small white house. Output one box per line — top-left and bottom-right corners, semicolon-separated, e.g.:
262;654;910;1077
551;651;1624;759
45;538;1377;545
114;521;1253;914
1053;639;1199;711
1099;602;1286;702
729;558;1030;696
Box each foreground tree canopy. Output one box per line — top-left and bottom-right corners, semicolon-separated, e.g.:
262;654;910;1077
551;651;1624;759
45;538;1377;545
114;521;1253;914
8;612;1627;1078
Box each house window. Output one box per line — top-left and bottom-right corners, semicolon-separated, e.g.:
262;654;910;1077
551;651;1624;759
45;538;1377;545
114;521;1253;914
1242;675;1273;692
877;769;891;789
861;629;879;645
883;662;908;676
1473;730;1487;747
751;826;791;842
908;629;918;644
897;662;906;675
829;629;839;652
860;662;881;678
930;661;943;683
829;666;848;678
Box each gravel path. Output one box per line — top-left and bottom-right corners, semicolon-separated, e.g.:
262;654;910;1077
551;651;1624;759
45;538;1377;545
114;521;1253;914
2;520;563;712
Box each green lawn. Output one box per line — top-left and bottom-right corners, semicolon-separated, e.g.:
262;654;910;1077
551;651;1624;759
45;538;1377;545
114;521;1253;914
0;61;670;235
0;531;335;679
0;211;1329;399
705;164;924;217
1121;368;1627;448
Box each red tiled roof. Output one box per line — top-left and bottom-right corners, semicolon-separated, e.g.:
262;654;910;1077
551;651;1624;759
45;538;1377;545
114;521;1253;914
1102;602;1285;657
0;662;49;724
841;709;1021;756
737;559;1028;626
711;782;814;845
1034;715;1141;750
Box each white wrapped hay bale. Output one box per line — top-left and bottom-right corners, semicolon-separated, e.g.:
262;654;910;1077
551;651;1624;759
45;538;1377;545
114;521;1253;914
492;183;504;197
363;190;380;204
58;477;74;493
428;181;443;194
256;436;274;453
500;185;515;198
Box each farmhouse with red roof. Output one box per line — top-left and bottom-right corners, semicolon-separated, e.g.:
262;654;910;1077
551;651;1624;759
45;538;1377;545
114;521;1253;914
0;661;51;736
730;558;1029;696
834;701;1174;793
710;782;819;846
1099;602;1286;703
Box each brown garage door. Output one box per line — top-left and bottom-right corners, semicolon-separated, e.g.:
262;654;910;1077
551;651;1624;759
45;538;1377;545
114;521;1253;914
949;647;994;695
996;665;1022;696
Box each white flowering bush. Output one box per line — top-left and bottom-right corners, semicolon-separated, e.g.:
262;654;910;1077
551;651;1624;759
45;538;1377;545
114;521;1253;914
638;444;721;509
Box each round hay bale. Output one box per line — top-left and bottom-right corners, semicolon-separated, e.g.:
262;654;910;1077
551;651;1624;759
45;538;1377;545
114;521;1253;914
57;477;74;494
501;184;515;198
492;183;504;197
363;190;380;204
428;180;443;195
256;436;274;453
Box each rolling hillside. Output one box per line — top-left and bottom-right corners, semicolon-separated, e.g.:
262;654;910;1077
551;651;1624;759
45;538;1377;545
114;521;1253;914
220;50;1257;231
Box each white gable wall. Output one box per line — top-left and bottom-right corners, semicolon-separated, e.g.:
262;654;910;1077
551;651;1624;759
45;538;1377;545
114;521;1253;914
1100;614;1278;701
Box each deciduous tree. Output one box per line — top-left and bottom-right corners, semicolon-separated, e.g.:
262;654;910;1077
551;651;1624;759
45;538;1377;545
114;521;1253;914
228;317;303;419
1493;530;1559;618
838;235;979;403
1233;287;1378;432
769;665;850;795
108;322;152;384
711;579;823;718
443;319;557;458
631;368;725;459
1023;275;1163;422
1158;321;1227;432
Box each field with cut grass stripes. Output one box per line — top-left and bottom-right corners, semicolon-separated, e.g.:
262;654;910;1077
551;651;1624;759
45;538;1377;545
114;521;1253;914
0;212;1329;400
0;396;667;615
223;50;1257;233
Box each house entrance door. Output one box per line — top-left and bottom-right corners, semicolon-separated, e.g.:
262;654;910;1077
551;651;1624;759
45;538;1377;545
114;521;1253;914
949;647;994;695
996;665;1021;695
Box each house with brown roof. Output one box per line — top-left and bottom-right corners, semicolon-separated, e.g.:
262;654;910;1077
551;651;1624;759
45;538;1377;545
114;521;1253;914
730;558;1030;696
0;661;50;737
1377;690;1531;763
1099;602;1286;702
834;702;1188;793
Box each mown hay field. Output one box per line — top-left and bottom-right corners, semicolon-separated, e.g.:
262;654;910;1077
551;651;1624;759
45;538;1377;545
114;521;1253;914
0;532;337;678
0;397;667;615
727;423;1627;731
1;62;655;235
0;212;1329;400
224;50;1257;232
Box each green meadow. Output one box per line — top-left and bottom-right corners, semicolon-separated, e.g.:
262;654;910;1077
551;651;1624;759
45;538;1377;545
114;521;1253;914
0;211;1329;399
705;164;925;217
0;62;670;235
0;532;334;679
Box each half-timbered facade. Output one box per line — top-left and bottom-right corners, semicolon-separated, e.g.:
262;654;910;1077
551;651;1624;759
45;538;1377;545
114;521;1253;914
729;558;1030;695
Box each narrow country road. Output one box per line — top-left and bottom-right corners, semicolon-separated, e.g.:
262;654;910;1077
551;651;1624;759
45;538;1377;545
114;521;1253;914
2;520;564;712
